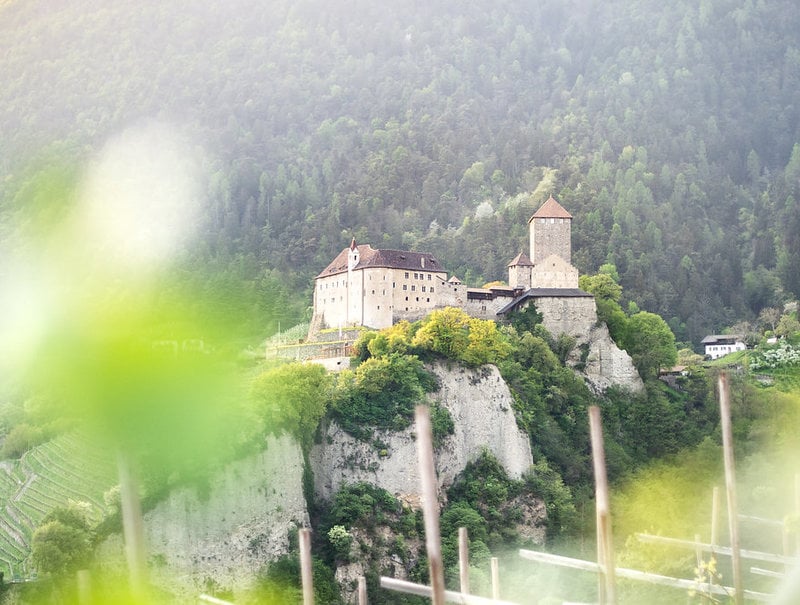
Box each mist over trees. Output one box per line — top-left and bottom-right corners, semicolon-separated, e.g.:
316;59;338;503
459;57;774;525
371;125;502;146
2;0;800;343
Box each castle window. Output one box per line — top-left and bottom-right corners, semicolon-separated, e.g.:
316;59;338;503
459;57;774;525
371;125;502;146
372;290;375;294
393;282;396;288
428;274;432;280
411;285;416;291
405;272;409;278
403;284;407;290
416;297;419;301
427;298;430;302
422;286;426;292
377;305;380;310
430;287;434;293
405;296;408;301
414;273;418;279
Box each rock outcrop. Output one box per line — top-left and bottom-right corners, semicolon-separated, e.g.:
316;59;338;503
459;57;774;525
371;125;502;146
99;434;307;600
310;362;533;503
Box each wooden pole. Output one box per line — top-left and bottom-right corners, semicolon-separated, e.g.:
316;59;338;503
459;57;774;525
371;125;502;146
518;549;773;602
77;569;91;605
117;451;147;601
589;406;615;604
711;486;720;549
795;473;800;555
299;528;314;605
458;527;470;595
379;577;520;605
636;532;798;566
718;372;743;605
490;557;500;601
358;575;368;605
416;405;446;605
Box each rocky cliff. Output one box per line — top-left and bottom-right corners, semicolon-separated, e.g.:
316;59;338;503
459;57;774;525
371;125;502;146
100;434;307;600
534;296;644;393
310;361;534;504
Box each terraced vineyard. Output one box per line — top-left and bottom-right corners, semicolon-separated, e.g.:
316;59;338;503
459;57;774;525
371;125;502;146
0;432;117;579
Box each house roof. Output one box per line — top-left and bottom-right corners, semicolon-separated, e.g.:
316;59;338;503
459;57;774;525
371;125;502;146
529;195;572;221
507;252;534;267
316;243;445;278
496;287;593;315
700;335;743;345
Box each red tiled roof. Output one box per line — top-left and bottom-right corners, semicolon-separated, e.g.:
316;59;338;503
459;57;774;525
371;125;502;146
530;195;572;220
316;244;444;278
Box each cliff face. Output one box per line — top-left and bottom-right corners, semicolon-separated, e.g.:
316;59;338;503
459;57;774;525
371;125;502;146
100;434;307;600
310;362;534;504
535;296;644;393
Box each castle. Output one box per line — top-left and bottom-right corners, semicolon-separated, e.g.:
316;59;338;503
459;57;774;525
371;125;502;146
309;196;596;336
309;195;643;392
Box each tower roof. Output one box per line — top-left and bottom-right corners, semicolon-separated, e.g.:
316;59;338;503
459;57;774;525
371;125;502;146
529;195;572;221
507;252;534;267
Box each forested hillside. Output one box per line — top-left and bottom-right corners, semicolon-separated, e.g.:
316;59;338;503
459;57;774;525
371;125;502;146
2;0;800;343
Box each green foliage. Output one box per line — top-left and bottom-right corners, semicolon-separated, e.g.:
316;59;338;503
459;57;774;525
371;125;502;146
327;483;403;529
447;451;518;531
505;303;543;334
1;423;45;459
525;459;579;536
412;308;471;360
623;311;678;377
429;403;455;447
331;353;437;441
412;308;512;367
579;273;623;303
30;504;93;577
250;362;332;449
327;525;353;562
254;554;342;605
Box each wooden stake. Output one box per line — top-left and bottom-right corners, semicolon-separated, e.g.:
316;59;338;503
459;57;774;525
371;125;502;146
117;451;147;600
77;569;91;605
711;486;720;548
299;528;314;605
491;557;500;601
718;372;743;605
358;575;368;605
379;576;520;605
458;527;470;595
795;473;800;555
589;406;615;604
518;549;772;602
416;405;446;605
636;533;798;566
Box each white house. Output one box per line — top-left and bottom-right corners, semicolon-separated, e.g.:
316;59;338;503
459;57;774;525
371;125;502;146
701;335;746;359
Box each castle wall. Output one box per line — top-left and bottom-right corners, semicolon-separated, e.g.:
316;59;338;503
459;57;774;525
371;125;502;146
533;296;598;338
530;255;579;289
314;266;447;330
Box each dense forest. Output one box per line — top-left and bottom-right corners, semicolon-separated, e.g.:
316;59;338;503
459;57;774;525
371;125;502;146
2;0;800;345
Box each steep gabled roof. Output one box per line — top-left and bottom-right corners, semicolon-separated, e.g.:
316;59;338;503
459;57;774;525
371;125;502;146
529;195;572;222
316;244;444;278
507;252;534;267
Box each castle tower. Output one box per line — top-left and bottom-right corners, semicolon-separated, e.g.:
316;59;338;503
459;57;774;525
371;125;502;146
529;195;572;264
507;252;534;289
